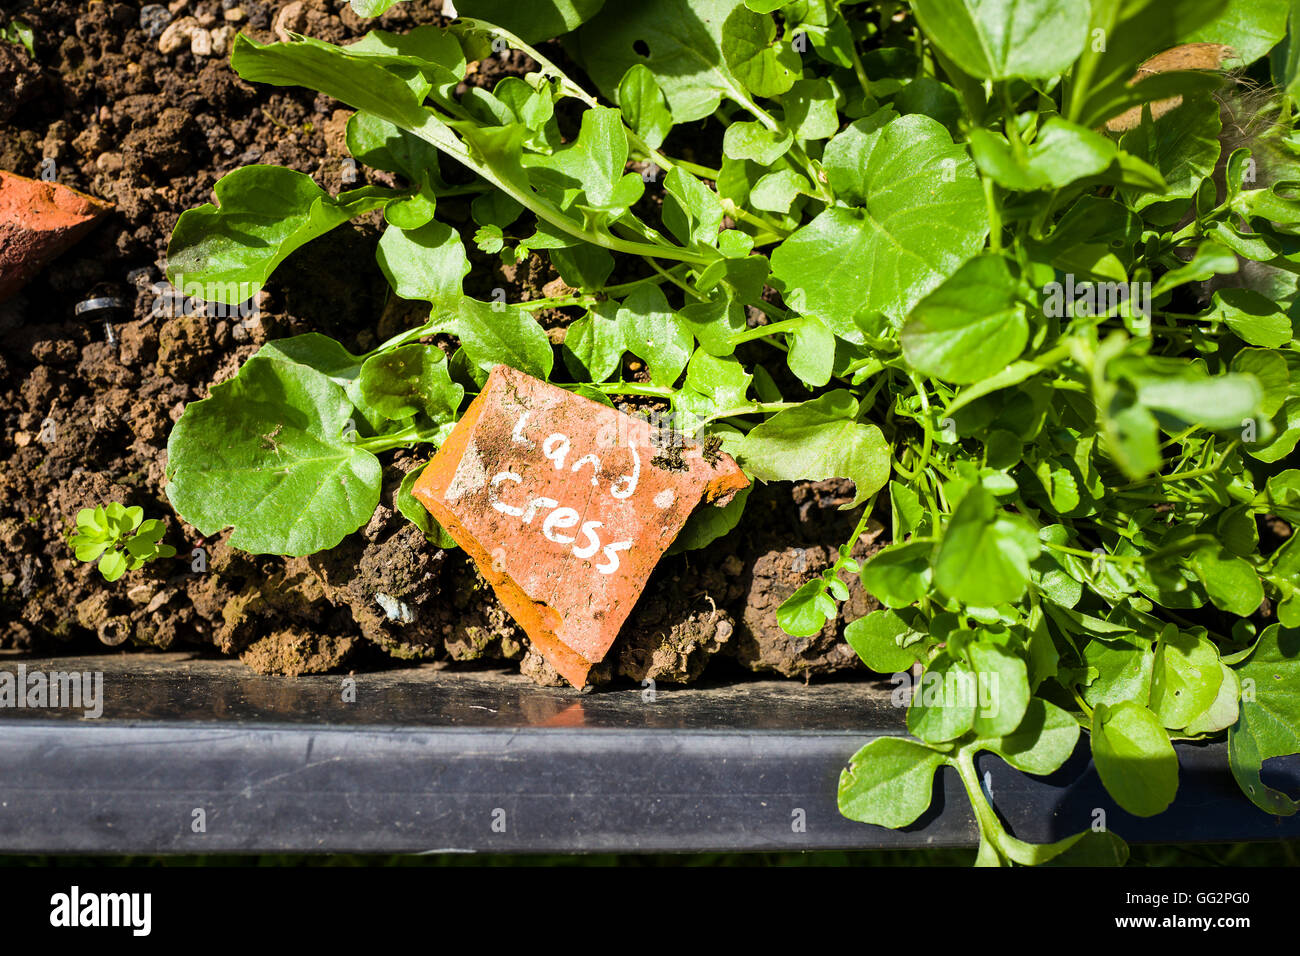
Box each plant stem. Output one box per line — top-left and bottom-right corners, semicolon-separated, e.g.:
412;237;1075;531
984;176;1002;252
698;401;804;427
954;748;1012;867
1070;685;1095;719
724;201;791;238
845;35;873;104
662;157;721;180
642;256;708;301
728;316;803;346
368;318;441;355
1044;542;1142;564
907;371;936;480
586;381;676;399
354;426;428;453
407;113;711;265
1116;440;1239;491
511;294;596;311
1000;84;1028;163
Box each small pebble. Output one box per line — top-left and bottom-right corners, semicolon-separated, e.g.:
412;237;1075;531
95;152;125;175
139;3;172;38
190;27;213;56
211;25;234;54
158;16;198;54
274;1;305;42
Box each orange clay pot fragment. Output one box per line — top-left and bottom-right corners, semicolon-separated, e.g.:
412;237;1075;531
413;365;748;688
1103;43;1236;133
0;170;113;301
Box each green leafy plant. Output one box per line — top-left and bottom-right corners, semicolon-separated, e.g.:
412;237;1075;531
69;504;177;583
1;17;34;56
162;0;1300;864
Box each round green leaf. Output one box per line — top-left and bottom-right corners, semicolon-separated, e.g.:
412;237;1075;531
736;391;891;507
931;486;1040;606
165;356;383;556
359;344;464;422
910;0;1088;80
721;5;801;97
838;736;946;829
1190;545;1264;616
844;608;927;673
1150;628;1224;730
98;550;128;582
901;254;1029;384
907;652;977;743
773;115;987;328
968;641;1030;738
1091;701;1179;817
859;540;934;608
985;698;1081;776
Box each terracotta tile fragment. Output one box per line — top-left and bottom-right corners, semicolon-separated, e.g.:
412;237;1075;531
1104;43;1235;133
413;365;748;688
0;170;113;301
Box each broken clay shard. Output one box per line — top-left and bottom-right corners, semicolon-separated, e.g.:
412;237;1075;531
0;170;114;302
412;364;748;688
1103;43;1236;134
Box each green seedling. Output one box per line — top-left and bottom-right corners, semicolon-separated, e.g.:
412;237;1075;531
69;504;177;582
159;0;1300;864
1;18;34;56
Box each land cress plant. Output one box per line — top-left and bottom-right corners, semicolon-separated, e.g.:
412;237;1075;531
69;504;177;582
161;0;1300;864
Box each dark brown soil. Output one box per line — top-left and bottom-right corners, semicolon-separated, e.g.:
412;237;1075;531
0;0;884;685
